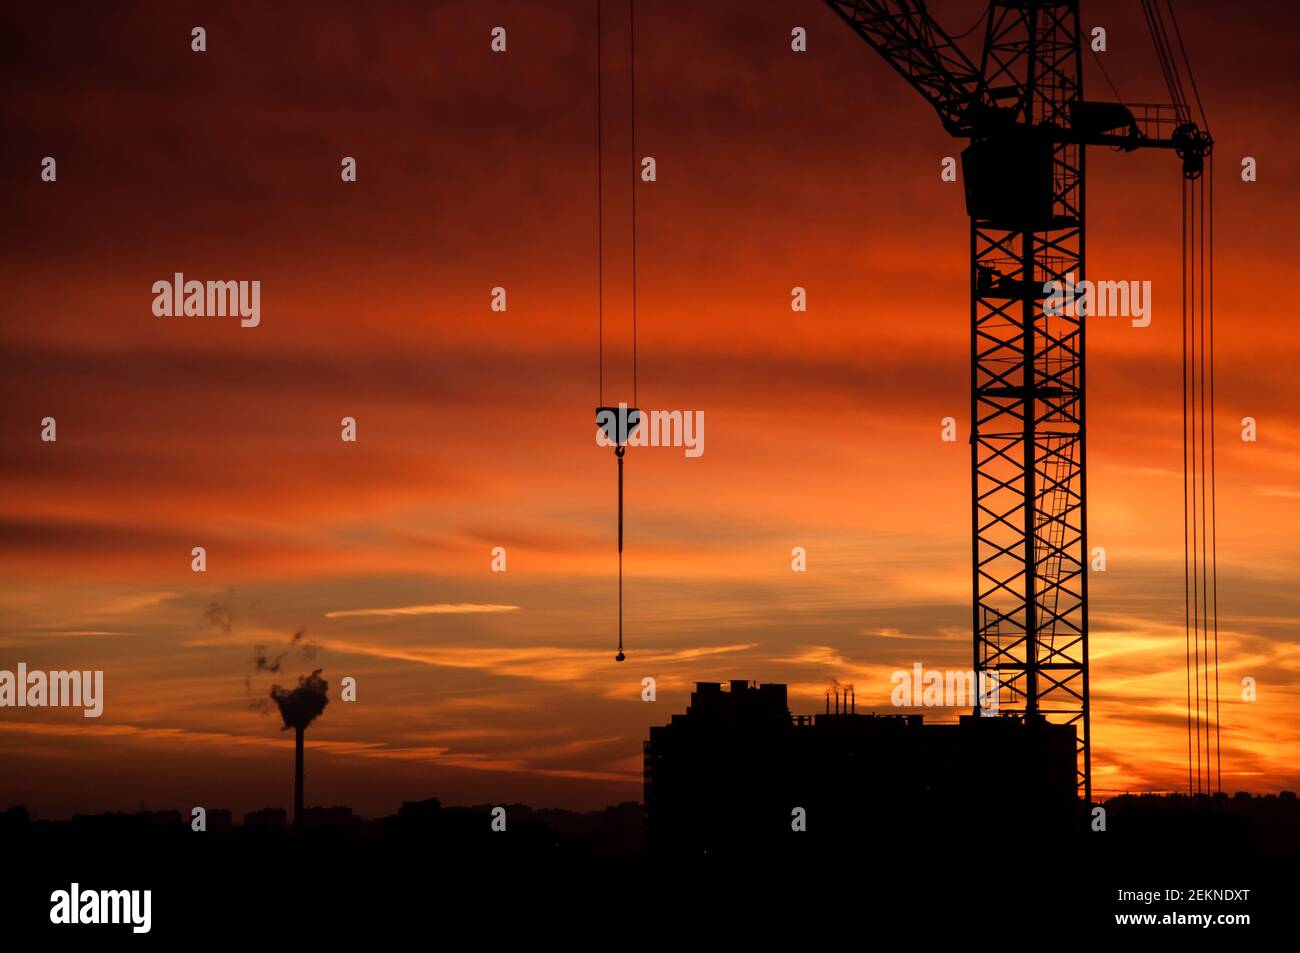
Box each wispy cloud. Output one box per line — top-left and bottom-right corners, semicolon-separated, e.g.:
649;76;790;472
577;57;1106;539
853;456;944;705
319;639;758;684
324;604;520;619
0;721;639;784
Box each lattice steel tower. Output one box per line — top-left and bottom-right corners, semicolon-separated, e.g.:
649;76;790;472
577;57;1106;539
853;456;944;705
824;0;1211;804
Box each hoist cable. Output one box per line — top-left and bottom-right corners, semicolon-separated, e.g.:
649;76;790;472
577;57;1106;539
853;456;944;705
1196;169;1206;795
630;0;638;407
1209;155;1220;795
618;0;639;661
1180;161;1220;798
1141;0;1188;120
1181;173;1194;797
1165;0;1210;131
596;0;604;407
616;446;625;661
1089;43;1124;104
1153;0;1215;798
950;1;991;41
1156;1;1189;114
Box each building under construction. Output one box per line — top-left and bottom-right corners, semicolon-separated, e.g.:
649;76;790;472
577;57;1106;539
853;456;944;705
644;680;1076;850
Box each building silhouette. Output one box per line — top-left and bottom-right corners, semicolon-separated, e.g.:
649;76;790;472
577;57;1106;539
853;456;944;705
243;807;287;830
644;680;1077;850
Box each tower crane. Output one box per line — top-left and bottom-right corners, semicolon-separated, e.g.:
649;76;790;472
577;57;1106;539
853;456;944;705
822;0;1212;803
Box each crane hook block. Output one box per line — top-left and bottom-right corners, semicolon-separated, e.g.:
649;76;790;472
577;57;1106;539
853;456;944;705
596;405;643;447
1172;123;1213;180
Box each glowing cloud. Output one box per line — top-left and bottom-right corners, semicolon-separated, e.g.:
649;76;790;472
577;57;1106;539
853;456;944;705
324;604;521;619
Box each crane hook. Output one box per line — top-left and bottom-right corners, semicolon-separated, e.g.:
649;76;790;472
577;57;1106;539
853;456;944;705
598;405;638;662
615;443;625;662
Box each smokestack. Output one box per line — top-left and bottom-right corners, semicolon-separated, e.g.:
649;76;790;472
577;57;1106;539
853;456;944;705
825;691;830;714
851;688;855;713
270;669;328;831
835;689;840;714
294;724;304;829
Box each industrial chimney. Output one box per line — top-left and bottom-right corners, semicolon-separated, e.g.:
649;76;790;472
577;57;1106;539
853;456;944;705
294;724;305;828
269;669;329;831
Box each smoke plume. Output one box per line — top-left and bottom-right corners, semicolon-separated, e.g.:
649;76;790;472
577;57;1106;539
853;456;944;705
201;597;235;636
270;669;329;731
246;627;320;711
251;628;318;675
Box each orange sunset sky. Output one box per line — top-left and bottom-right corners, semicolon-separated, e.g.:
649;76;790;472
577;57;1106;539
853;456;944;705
1;0;1297;816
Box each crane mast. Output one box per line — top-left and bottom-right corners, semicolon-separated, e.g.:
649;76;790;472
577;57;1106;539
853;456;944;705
825;0;1210;805
970;1;1089;803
